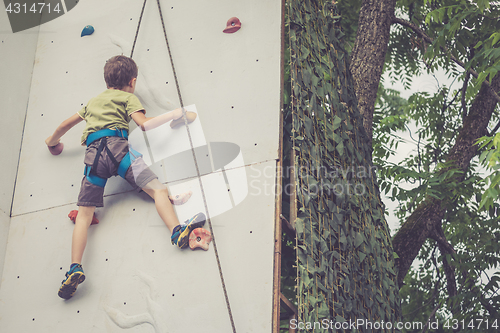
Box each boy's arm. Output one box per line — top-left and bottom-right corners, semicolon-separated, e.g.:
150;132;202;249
45;113;83;147
131;108;183;131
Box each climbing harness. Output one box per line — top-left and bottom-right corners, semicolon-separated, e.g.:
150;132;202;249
130;1;238;332
83;128;142;188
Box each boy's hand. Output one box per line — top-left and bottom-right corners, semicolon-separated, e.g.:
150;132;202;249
172;108;184;120
45;136;60;147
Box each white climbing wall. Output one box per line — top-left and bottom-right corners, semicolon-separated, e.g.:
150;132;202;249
0;0;282;332
0;1;40;286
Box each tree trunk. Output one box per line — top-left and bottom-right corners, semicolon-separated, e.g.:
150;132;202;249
350;0;396;144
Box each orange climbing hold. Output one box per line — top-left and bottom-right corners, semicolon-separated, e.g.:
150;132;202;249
68;210;99;225
189;228;212;251
223;17;241;33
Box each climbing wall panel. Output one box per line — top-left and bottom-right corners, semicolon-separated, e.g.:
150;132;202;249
11;0;281;216
0;0;282;332
0;162;277;332
0;4;40;284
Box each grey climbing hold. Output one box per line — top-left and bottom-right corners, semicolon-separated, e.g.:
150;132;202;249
81;25;94;37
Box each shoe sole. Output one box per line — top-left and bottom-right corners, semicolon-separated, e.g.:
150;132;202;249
177;213;206;249
58;272;85;300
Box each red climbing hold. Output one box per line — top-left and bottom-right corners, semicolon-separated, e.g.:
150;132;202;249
68;210;99;225
223;17;241;33
48;142;64;155
189;228;212;251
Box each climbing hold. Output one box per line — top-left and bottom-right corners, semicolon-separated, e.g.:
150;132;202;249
189;228;212;251
81;25;94;37
48;142;64;155
223;17;241;34
68;210;99;225
169;191;193;205
170;111;197;129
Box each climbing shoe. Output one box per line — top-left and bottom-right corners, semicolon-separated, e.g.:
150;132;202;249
58;264;85;300
171;212;206;249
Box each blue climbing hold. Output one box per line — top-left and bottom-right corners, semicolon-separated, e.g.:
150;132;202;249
81;25;94;37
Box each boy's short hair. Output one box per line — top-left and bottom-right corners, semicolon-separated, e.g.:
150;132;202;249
104;55;138;89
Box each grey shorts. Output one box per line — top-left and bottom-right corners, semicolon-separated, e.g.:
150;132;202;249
77;136;157;207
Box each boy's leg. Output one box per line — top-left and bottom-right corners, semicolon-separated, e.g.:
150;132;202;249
59;206;94;299
71;206;96;264
142;179;179;233
142;179;205;248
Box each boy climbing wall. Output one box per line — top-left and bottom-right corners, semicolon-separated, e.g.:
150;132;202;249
45;55;204;300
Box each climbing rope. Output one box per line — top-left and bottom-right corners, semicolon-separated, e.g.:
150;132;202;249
132;2;237;332
130;0;147;58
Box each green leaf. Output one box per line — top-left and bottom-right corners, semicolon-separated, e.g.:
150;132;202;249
332;115;342;130
354;232;364;248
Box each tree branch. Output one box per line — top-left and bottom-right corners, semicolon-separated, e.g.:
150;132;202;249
461;72;470;123
393;73;500;288
489;120;500;136
392;17;500;105
420;300;444;333
430;223;458;320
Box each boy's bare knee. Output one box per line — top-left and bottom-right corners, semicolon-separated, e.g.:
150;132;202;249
143;179;165;191
75;206;95;227
153;187;169;197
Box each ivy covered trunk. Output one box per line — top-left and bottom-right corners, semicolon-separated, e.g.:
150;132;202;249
288;0;401;331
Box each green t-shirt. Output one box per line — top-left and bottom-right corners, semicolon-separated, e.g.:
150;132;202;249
77;89;145;144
